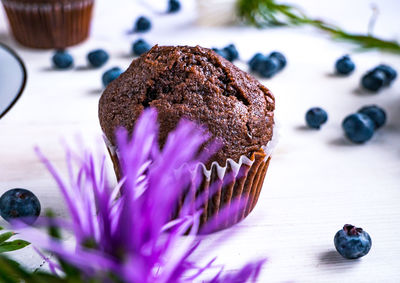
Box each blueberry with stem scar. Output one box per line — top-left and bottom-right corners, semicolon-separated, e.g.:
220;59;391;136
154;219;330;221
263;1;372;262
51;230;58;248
0;188;41;225
334;224;372;259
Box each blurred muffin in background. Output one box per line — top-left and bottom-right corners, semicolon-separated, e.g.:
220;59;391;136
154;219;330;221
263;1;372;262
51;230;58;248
1;0;94;49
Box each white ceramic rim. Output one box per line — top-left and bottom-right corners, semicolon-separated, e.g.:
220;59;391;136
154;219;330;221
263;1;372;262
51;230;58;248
0;43;27;119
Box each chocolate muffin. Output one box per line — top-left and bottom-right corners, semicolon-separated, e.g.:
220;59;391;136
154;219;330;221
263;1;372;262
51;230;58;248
99;45;275;231
99;45;274;166
1;0;94;49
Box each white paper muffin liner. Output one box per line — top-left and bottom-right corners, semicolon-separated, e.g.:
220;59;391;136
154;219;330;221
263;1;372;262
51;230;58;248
104;127;278;232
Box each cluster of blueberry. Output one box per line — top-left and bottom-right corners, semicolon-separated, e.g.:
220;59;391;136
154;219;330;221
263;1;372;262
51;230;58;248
342;106;386;143
335;55;397;92
306;105;386;144
305;55;396;144
361;64;397;92
210;44;288;79
0;188;41;225
52;49;123;87
52;49;109;70
132;1;181;33
249;52;287;78
134;0;180;31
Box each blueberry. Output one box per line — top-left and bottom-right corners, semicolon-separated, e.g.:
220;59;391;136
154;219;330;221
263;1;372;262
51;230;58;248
168;0;181;13
52;50;73;69
134;16;152;32
212;48;230;61
249;53;266;72
361;70;386;92
335;55;355;75
222;44;239;62
87;49;109;68
305;107;328;129
373;64;397;86
334;224;372;259
258;57;279;78
358;105;386;129
269;51;286;71
0;188;41;225
102;67;122;87
342;113;375;143
132;39;151;56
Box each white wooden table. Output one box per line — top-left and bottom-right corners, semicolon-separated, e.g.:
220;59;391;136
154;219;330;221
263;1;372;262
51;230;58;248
1;0;400;281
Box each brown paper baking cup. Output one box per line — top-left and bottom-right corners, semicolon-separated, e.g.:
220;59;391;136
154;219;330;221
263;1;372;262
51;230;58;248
104;132;277;233
1;0;94;49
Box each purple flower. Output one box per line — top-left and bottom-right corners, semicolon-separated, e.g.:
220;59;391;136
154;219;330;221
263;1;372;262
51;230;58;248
18;108;266;282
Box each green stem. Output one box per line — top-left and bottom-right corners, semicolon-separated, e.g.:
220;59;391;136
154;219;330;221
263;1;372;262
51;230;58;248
237;0;400;54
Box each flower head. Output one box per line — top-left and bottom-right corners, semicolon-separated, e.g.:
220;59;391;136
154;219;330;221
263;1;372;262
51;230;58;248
17;108;266;282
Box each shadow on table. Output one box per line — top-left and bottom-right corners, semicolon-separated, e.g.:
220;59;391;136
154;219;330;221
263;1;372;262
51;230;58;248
40;66;97;72
352;87;377;96
294;125;313;131
0;32;14;47
325;72;346;78
75;65;93;71
40;66;55;72
329;137;355;147
318;250;360;269
87;88;103;95
385;98;400;131
116;51;134;60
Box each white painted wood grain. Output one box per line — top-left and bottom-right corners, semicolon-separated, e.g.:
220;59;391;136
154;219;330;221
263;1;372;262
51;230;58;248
1;0;400;281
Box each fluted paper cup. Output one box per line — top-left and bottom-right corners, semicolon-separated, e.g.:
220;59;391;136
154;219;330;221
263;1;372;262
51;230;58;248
105;130;277;233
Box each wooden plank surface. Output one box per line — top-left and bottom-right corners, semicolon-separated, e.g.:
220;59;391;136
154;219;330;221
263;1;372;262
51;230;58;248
1;0;400;281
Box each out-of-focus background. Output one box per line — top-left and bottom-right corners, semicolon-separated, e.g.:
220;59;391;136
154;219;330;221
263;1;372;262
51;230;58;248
1;0;400;281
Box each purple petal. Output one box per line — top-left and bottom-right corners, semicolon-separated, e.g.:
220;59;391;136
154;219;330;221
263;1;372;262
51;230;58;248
208;259;267;283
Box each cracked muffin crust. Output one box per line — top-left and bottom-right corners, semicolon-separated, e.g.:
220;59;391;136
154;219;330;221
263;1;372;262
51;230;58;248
99;45;275;168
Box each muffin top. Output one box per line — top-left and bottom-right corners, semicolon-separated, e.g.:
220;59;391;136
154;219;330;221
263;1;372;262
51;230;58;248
99;45;275;168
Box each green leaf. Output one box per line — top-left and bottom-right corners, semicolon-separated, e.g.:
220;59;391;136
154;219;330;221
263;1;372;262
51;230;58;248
0;240;30;253
0;255;29;282
0;255;67;283
0;232;15;244
0;226;4;231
